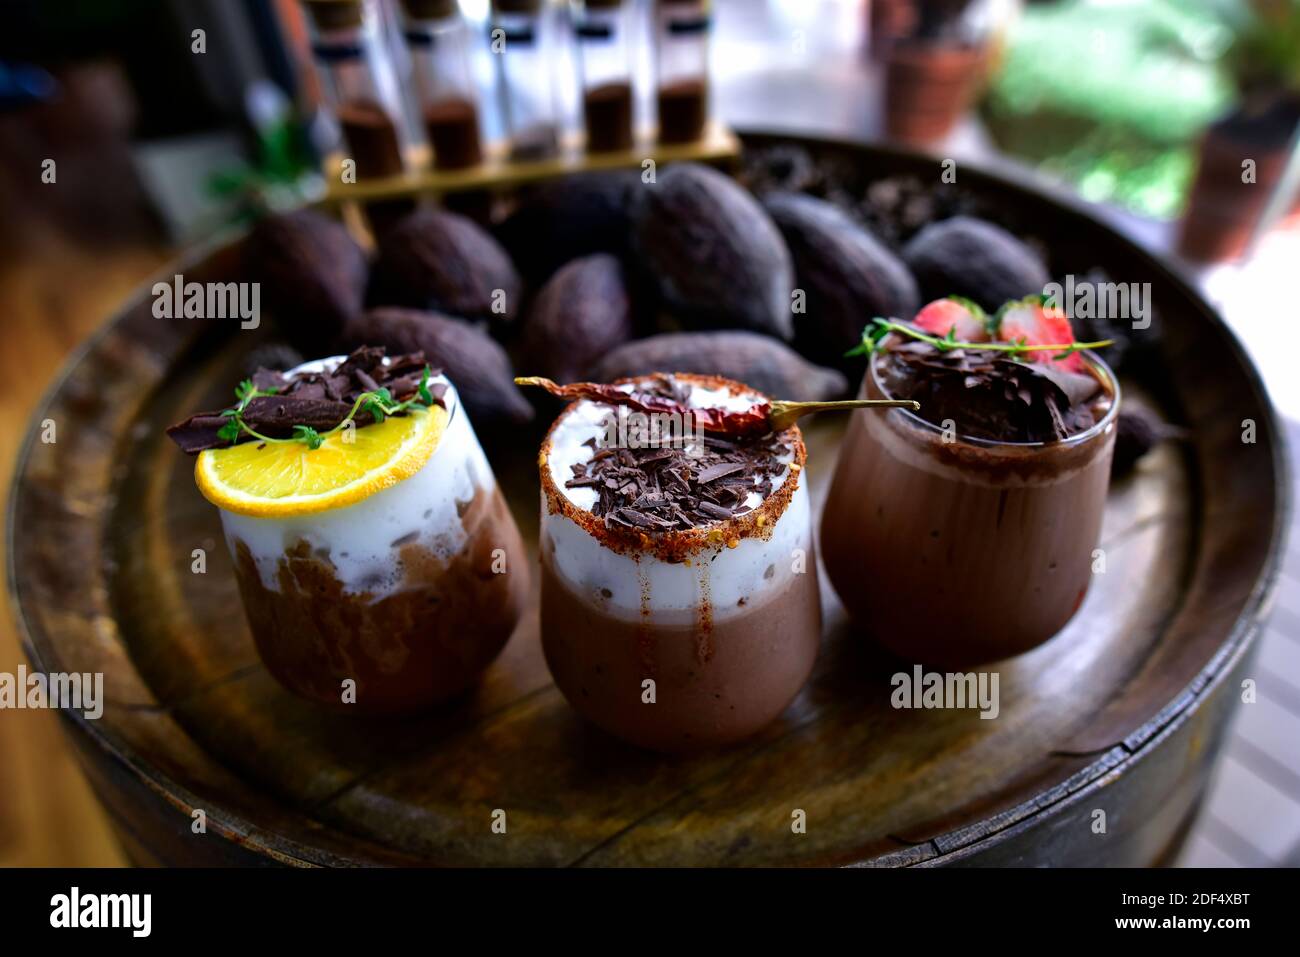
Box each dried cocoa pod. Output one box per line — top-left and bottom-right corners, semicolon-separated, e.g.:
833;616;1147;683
243;209;368;347
589;331;848;401
370;208;522;326
338;308;533;424
736;143;824;196
1111;406;1186;478
902;215;1051;312
522;254;634;383
240;343;304;381
494;170;640;282
633;163;795;340
763;192;919;367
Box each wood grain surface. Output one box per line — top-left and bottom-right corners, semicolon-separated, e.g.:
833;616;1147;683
0;231;163;867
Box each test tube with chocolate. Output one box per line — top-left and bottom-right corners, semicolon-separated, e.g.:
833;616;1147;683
491;0;562;160
401;0;484;170
575;0;635;153
654;0;712;144
301;0;414;229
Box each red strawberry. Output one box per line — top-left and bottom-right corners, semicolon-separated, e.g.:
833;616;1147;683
912;296;988;342
995;296;1083;371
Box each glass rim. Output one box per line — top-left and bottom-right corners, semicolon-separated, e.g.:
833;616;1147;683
867;348;1121;450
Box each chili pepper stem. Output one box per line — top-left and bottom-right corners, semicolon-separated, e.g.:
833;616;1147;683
768;398;920;432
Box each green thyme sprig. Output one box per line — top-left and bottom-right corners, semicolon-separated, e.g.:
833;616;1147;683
218;365;437;450
846;319;1114;362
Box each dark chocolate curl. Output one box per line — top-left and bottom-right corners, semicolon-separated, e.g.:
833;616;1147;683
165;346;443;455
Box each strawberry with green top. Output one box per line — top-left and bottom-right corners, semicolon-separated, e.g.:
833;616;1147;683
993;295;1084;372
850;295;1110;365
912;296;989;343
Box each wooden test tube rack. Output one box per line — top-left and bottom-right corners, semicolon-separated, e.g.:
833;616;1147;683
320;122;741;204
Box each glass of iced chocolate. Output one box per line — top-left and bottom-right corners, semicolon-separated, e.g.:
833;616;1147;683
821;298;1120;667
533;373;822;752
167;348;528;713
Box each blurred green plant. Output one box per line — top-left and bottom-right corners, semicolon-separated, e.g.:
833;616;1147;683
207;111;324;223
1219;0;1300;99
983;0;1237;218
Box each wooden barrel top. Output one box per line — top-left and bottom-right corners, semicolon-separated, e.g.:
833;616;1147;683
7;137;1289;866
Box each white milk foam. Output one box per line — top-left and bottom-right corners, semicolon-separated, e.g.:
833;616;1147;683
542;382;809;619
218;358;493;599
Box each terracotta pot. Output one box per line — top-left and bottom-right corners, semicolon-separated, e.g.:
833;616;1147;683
869;0;917;58
883;41;987;146
1178;103;1299;262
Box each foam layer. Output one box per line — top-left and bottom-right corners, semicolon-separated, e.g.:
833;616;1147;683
541;380;811;618
542;482;813;619
218;357;493;599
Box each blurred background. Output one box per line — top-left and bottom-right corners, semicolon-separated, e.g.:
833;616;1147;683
1;0;1297;866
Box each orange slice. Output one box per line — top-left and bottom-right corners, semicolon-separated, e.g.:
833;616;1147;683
195;406;446;518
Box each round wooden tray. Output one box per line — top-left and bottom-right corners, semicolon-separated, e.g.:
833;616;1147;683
8;136;1290;866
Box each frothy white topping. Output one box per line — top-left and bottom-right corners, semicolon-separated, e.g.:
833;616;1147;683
542;482;813;619
541;379;809;618
217;357;493;600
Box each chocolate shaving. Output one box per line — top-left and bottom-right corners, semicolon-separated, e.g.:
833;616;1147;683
875;329;1109;443
565;379;792;532
696;461;746;484
166;346;444;454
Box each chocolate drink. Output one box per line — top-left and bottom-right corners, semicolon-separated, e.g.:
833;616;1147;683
541;557;820;751
510;123;560;161
424;97;482;170
820;337;1118;668
337;99;405;176
537;373;822;752
232;483;526;713
657;78;707;143
335;99;413;234
583;81;634;153
214;358;528;713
